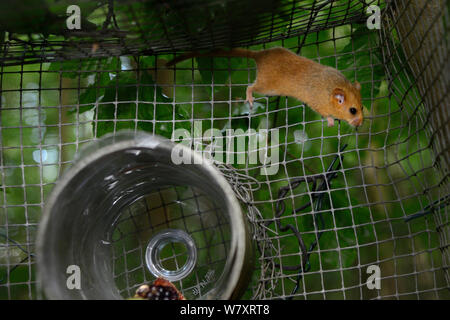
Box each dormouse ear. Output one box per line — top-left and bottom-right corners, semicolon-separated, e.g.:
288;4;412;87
354;81;361;91
333;88;345;105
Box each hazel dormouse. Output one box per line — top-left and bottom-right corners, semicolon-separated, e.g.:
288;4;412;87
167;47;364;127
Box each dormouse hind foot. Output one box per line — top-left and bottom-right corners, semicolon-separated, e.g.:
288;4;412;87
327;116;335;127
245;86;254;107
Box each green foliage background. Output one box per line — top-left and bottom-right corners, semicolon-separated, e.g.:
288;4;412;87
0;1;448;300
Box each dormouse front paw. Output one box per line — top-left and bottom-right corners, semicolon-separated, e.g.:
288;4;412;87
327;116;335;127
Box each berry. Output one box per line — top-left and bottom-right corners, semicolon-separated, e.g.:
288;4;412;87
134;278;185;300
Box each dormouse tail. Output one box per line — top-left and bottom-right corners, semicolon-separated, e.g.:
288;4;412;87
166;48;258;66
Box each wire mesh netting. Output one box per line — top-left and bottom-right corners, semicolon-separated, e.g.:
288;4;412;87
0;0;449;299
1;0;375;66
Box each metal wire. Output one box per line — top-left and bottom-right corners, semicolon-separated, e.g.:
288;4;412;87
0;0;449;300
0;0;373;67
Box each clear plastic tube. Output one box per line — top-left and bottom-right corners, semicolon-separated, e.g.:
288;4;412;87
37;131;253;300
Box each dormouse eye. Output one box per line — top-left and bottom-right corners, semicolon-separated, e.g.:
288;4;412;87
350;107;357;115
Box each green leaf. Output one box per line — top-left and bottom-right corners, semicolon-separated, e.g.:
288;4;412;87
197;57;243;84
85;57;189;138
47;60;82;79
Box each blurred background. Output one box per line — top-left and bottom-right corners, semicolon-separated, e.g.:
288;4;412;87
0;0;448;299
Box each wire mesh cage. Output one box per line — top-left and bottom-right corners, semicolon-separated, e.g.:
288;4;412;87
0;0;449;300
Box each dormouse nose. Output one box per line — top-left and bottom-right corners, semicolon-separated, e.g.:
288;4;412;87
352;117;363;127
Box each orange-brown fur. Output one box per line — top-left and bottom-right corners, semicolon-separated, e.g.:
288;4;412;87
167;47;364;127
